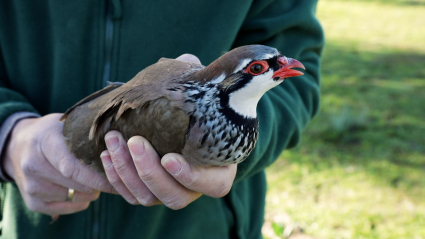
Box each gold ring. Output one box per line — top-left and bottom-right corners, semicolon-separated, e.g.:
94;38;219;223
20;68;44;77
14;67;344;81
67;188;75;202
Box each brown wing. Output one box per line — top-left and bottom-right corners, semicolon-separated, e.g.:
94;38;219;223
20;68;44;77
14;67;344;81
110;97;191;156
60;82;124;121
88;58;204;141
73;96;191;172
63;58;205;172
62;64;199;172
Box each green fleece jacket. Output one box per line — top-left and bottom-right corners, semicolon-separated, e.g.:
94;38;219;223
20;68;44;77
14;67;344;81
0;0;323;238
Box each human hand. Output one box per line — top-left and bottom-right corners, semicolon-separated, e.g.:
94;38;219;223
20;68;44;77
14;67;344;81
99;54;237;209
3;113;115;216
100;132;237;209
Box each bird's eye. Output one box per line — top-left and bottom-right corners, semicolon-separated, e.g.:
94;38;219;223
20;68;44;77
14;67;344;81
245;61;269;75
250;64;263;74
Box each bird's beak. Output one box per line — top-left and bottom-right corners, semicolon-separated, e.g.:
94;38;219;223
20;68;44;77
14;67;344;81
272;57;305;79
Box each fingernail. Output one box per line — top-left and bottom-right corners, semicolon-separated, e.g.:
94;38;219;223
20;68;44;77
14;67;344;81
100;151;109;158
162;157;182;175
105;136;119;151
100;152;113;168
128;140;145;157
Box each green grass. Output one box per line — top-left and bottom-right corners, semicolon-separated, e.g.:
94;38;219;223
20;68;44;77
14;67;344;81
264;1;425;238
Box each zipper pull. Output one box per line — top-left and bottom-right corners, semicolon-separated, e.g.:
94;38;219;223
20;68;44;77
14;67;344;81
110;0;122;19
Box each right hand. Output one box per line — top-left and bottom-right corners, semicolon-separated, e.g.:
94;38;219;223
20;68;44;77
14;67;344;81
3;113;115;216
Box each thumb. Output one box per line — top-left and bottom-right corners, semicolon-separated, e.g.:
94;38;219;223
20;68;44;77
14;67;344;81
176;54;201;64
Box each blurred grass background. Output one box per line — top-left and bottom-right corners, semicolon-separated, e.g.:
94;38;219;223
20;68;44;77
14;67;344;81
263;0;425;238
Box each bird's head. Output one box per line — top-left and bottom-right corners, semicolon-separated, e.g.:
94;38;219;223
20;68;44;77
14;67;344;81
199;45;305;119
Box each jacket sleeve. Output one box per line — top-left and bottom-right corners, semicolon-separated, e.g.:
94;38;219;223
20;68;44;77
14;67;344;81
0;112;40;182
0;47;40;182
0;48;39;126
233;0;324;182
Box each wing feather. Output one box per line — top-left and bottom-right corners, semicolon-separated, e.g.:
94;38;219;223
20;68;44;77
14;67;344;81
60;82;124;121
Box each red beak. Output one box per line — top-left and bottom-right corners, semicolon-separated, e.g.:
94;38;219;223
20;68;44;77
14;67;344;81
272;57;305;79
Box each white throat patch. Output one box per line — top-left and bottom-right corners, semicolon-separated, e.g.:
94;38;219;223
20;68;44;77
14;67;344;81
228;70;279;118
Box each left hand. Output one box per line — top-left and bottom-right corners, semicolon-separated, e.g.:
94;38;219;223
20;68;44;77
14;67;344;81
99;54;237;209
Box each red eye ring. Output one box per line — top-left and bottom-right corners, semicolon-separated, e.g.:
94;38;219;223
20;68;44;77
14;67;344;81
244;61;269;75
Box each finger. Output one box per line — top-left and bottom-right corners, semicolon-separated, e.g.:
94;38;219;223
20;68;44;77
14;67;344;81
161;154;237;198
42;171;96;194
41;125;115;193
23;157;98;194
24;197;91;216
66;190;100;203
43;201;91;216
176;54;201;64
128;136;201;210
24;178;100;203
43;190;99;203
105;131;160;206
100;150;139;205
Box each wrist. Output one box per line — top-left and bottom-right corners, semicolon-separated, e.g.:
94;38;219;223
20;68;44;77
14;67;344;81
2;117;38;181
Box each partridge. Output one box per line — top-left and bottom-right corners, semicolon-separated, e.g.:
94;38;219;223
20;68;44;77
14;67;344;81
60;45;305;172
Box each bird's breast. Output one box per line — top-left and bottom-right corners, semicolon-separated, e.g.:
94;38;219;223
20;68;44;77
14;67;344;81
177;80;259;166
182;106;258;166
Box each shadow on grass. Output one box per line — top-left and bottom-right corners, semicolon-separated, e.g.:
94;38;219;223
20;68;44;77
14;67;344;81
321;43;425;80
270;41;425;201
326;0;425;7
318;42;425;152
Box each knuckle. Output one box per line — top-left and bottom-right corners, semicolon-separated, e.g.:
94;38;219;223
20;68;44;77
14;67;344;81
25;186;39;197
126;197;139;205
102;160;114;172
24;181;40;197
165;199;189;210
137;168;155;182
58;158;74;179
184;170;200;189
108;177;121;186
137;194;157;206
37;130;50;155
93;180;114;193
106;173;122;185
112;156;128;174
210;182;232;198
109;143;124;156
162;192;199;210
21;159;38;175
69;163;82;181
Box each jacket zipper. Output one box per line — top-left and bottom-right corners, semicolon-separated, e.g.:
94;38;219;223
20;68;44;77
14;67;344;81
92;197;101;239
102;1;114;87
91;2;115;239
94;0;122;237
